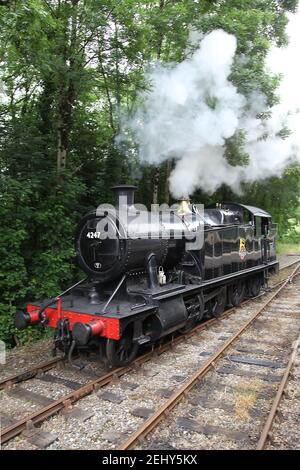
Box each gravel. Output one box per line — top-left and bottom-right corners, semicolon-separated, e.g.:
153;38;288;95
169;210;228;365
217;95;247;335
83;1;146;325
2;257;300;450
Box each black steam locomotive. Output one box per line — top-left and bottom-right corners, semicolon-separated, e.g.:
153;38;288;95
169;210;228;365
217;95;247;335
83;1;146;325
15;185;278;367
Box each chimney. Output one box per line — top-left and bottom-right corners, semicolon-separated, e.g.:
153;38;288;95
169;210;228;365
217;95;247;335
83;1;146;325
177;196;192;216
111;185;137;208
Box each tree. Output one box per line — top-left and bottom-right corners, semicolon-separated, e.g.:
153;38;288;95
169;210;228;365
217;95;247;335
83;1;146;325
0;0;299;346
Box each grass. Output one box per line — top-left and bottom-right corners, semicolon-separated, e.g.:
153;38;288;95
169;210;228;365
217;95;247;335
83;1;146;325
277;242;300;254
234;379;261;421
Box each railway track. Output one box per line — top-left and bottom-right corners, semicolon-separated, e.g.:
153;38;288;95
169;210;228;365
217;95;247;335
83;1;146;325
1;261;299;449
278;254;300;271
119;262;300;450
0;303;243;446
0;258;296;392
256;329;300;450
0;357;64;391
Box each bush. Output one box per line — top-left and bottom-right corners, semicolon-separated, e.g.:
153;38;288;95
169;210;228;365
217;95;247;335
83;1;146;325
280;218;300;244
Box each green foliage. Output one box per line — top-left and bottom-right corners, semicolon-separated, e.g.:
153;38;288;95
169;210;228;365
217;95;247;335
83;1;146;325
0;178;30;307
280;215;300;243
241;163;300;238
277;242;300;254
0;308;47;349
0;0;299;348
225;130;250;167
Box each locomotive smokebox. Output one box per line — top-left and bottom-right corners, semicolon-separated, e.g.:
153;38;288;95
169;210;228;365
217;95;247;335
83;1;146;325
75;184;200;282
112;184;137;208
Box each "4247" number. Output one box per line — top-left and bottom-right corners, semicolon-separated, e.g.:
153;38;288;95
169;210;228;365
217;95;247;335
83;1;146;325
86;231;101;238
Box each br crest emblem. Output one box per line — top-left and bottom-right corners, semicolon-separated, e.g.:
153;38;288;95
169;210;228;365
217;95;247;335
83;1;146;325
239;238;246;260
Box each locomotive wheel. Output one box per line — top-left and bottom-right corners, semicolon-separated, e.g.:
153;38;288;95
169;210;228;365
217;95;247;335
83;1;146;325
207;288;226;318
248;276;262;298
227;280;245;306
180;294;204;332
106;326;138;368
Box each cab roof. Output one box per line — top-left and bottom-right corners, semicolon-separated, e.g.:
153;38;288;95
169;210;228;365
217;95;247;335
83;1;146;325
221;202;272;218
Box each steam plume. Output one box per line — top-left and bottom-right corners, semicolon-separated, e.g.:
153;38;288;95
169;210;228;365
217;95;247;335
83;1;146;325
118;26;300;197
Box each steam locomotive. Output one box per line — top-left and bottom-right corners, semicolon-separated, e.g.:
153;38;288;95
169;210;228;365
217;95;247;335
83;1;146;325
15;185;278;368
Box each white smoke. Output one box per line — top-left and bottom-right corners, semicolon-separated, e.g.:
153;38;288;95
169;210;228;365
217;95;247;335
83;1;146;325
118;25;300;197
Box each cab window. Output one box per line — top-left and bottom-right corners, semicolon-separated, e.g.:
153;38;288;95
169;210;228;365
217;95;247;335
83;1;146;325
255;216;261;237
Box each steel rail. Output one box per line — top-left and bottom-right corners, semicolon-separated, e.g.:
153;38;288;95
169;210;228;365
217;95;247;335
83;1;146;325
0;297;256;445
0;311;228;445
119;262;300;450
0;357;64;391
0;260;292;391
256;330;300;450
0;362;135;444
279;256;300;271
1;262;298;445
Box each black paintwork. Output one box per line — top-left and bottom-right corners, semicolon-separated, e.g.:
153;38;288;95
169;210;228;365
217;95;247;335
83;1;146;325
24;187;279;357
